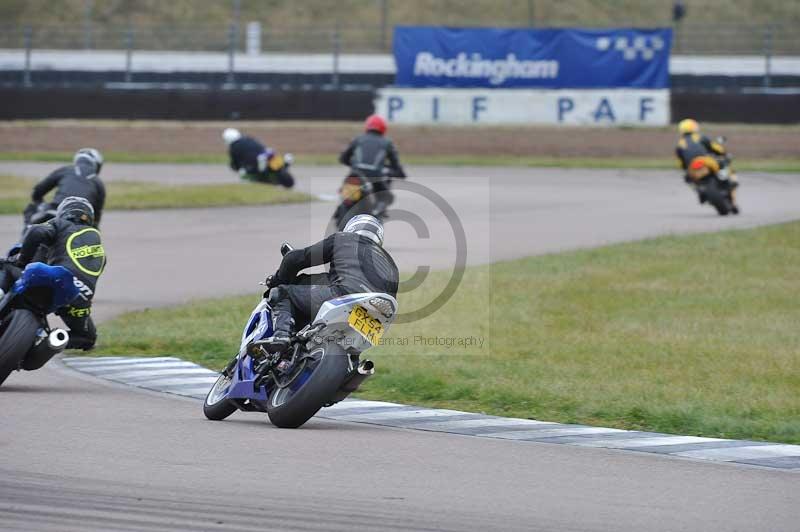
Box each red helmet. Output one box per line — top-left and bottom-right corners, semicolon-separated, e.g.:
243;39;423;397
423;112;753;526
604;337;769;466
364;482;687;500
364;114;387;135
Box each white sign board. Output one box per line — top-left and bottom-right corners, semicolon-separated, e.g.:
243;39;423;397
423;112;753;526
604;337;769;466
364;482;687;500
375;88;670;126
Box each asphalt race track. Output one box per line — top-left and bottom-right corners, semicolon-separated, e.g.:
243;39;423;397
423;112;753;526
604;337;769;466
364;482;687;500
2;164;800;531
4;163;800;321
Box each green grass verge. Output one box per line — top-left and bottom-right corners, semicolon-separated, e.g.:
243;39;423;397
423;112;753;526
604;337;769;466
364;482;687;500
0;175;312;214
97;221;800;444
2;151;799;173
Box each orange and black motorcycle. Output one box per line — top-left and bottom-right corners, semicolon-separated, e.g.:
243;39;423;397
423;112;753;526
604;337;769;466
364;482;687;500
685;138;739;216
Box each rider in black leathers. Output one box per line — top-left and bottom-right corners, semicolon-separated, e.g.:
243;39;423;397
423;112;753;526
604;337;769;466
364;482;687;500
223;128;294;188
339;115;406;216
26;148;106;227
265;214;398;353
1;197;106;350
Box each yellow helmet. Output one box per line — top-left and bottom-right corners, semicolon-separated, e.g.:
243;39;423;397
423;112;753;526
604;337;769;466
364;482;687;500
678;119;699;135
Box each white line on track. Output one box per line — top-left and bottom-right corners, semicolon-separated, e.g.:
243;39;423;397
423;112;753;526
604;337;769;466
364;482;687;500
575;436;730;448
481;427;628;439
674;445;800;462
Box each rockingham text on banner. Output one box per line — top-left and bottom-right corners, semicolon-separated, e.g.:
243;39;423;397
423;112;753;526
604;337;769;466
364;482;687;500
393;26;672;89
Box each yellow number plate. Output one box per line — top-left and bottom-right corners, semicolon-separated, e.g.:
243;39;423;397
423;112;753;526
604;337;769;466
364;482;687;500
268;154;285;171
340;183;363;203
348;305;384;345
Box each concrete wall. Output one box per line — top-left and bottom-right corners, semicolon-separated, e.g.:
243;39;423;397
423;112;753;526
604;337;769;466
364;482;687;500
0;87;373;120
1;86;798;123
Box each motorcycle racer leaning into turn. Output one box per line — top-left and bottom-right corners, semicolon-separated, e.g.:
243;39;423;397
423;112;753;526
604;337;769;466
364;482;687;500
223;128;295;188
675;118;739;214
263;214;399;359
25;148;106;228
339;114;407;217
0;197;106;351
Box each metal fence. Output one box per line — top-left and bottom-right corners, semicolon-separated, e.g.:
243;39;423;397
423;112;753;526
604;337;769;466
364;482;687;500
1;21;797;90
1;22;799;56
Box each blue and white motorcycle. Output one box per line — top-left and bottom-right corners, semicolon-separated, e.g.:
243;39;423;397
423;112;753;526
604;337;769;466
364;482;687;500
0;250;76;387
203;244;398;428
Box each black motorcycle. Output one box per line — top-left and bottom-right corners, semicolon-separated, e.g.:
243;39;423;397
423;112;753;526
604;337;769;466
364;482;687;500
330;168;399;232
240;152;295;188
0;255;75;387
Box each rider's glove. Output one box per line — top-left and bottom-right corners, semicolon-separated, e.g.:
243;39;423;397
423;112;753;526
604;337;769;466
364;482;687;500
264;269;285;289
261;274;276;299
23;202;38;220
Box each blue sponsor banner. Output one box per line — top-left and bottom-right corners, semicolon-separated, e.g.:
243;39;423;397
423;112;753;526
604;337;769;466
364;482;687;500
393;26;672;89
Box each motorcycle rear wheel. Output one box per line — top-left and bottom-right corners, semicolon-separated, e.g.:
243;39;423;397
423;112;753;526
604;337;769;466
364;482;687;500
702;181;731;216
0;310;40;387
267;343;349;428
711;197;731;216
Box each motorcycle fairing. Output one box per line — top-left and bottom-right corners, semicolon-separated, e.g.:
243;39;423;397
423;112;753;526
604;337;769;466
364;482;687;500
12;262;80;313
226;299;274;401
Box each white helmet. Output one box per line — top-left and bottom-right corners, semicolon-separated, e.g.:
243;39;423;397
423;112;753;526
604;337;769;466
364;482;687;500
342;214;384;246
222;128;242;145
73;148;104;174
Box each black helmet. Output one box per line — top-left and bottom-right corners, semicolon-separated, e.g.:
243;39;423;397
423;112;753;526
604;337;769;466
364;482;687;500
56;196;95;226
73;148;104;175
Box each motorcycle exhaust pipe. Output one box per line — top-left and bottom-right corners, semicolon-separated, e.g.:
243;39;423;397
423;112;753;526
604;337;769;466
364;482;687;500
358;359;374;374
331;360;375;403
49;329;70;350
22;328;69;370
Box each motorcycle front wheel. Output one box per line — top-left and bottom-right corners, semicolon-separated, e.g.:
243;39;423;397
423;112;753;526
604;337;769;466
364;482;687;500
0;310;40;387
267;343;349;428
203;370;237;420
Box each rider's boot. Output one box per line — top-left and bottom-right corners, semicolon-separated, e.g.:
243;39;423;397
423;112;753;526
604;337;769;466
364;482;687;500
730;187;740;215
371;200;388;218
65;334;95;351
266;285;294;354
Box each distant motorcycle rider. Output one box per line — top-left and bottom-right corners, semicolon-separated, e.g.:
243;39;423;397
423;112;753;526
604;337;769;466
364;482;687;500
675;118;739;213
264;214;398;355
1;197;106;350
25;148;106;227
339;114;406;216
223;128;294;188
